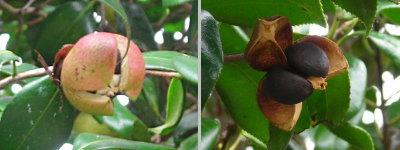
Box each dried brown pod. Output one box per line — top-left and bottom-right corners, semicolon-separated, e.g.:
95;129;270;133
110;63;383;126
245;16;349;131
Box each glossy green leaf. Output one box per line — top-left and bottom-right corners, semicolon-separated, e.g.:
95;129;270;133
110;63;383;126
0;77;74;149
174;112;198;139
216;61;269;142
118;2;158;50
324;71;351;124
201;10;223;109
0;50;19;65
202;0;326;27
377;1;400;25
388;100;400;127
201;118;220;150
311;125;349;149
331;0;377;33
173;55;198;84
219;23;249;55
368;31;400;69
150;78;184;135
98;0;131;47
143;51;186;71
94;98;150;142
268;125;293;150
307;71;351;124
0;63;38;81
178;133;198;150
293;100;311;133
0;100;10;119
0;63;37;76
345;55;367;120
162;0;192;7
142;77;162;120
33;1;97;63
327;123;374;149
73;133;175;150
188;0;198;55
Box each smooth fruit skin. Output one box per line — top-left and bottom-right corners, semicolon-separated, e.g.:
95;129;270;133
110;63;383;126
285;42;329;77
260;70;313;105
61;32;145;115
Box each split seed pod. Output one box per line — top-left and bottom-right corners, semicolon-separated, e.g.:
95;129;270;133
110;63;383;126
56;32;145;116
245;16;349;131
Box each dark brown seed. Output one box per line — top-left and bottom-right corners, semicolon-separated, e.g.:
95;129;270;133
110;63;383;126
286;42;329;77
260;70;313;105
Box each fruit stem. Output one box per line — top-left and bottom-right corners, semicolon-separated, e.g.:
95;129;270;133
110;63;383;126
327;13;340;40
224;53;245;62
0;67;181;89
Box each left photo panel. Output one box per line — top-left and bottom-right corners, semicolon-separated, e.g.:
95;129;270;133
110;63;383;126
0;0;198;150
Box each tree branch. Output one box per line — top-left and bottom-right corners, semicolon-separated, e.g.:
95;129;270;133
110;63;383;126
224;53;245;62
0;67;181;89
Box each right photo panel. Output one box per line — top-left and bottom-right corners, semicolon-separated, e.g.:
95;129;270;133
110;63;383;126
201;0;400;150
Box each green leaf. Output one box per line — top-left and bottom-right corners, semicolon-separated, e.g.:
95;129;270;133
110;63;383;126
368;31;400;68
201;10;223;109
0;50;19;65
202;0;326;27
377;1;400;25
188;0;198;55
118;2;158;50
33;1;97;64
307;71;351;124
173;55;198;84
98;0;131;48
324;71;351;124
268;125;293;150
327;123;374;149
178;133;198;150
293;100;311;133
0;77;74;149
73;133;176;150
216;61;269;142
388;100;400;127
219;23;249;55
365;86;378;111
150;78;184;135
174;112;198;138
162;0;192;7
330;0;377;33
0;100;10;119
0;63;38;80
345;55;367;120
94;98;150;142
311;125;349;149
142;77;162;120
143;51;186;71
201;118;220;150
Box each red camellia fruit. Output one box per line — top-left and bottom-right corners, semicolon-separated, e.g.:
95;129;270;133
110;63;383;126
59;32;145;115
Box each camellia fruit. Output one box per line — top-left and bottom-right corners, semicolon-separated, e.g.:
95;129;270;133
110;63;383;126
58;32;145;116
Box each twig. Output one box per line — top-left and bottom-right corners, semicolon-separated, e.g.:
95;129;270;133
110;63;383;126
224;53;245;62
145;70;181;78
0;67;51;89
0;67;182;89
372;20;390;149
